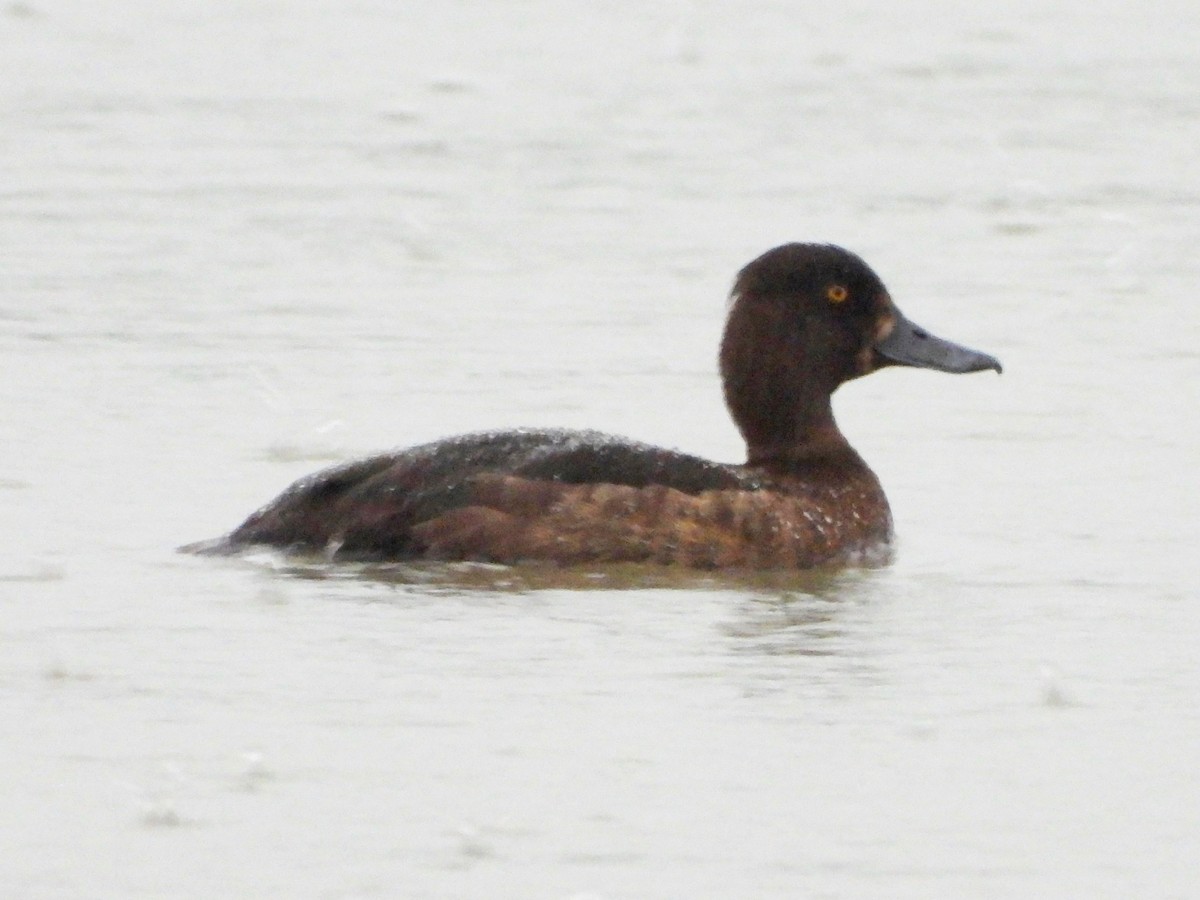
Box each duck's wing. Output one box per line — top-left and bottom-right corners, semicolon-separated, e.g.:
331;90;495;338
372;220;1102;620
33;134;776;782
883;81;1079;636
214;429;759;558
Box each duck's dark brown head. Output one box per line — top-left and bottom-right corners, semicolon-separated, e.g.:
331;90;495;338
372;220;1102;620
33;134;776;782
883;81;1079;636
720;243;1000;468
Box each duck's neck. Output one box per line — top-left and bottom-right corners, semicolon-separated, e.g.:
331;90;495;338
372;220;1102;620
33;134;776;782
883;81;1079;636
721;297;868;477
741;398;866;474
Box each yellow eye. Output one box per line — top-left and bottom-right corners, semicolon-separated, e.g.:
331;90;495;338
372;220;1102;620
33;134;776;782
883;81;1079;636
826;284;848;304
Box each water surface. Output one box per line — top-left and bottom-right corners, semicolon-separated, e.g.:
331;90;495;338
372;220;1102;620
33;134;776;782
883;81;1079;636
3;1;1199;897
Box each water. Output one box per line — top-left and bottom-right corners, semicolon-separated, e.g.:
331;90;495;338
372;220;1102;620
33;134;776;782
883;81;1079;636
3;1;1199;896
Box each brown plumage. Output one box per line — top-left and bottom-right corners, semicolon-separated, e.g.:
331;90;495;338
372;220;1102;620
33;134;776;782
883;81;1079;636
189;243;1000;570
412;467;889;569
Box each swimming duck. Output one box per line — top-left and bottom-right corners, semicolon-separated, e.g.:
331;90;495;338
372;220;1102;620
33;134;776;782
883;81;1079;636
197;243;1000;569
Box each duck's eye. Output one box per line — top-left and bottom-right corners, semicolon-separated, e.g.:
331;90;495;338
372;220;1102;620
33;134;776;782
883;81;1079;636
826;284;849;304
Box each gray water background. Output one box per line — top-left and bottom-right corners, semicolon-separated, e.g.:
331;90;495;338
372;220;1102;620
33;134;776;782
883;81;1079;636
3;1;1199;897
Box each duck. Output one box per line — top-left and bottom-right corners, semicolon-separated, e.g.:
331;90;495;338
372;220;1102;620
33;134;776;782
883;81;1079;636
192;243;1000;569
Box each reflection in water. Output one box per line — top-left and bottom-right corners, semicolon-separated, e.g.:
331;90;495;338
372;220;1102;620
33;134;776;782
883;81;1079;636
723;594;847;657
720;571;885;658
208;546;881;596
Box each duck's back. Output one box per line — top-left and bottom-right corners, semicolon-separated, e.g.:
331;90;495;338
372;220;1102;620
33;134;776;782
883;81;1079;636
215;429;765;560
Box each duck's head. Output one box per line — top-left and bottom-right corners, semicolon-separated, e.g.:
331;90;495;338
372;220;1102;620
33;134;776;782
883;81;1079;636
720;243;1001;466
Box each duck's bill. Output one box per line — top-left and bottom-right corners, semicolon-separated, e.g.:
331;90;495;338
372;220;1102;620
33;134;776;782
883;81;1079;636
876;312;1002;374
